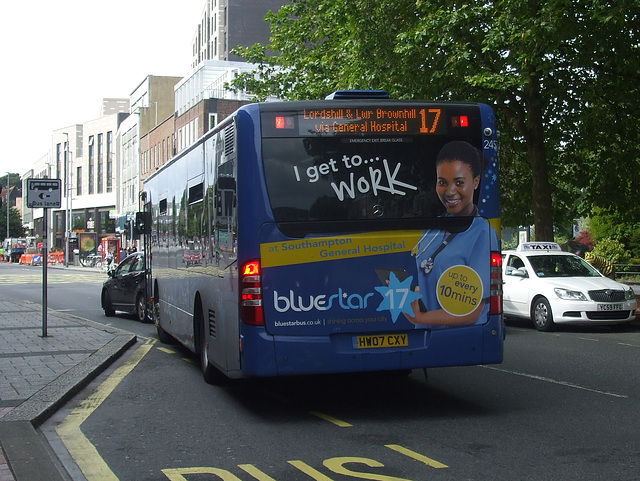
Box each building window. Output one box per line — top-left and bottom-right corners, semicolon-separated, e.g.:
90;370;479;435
76;166;82;196
88;136;94;195
106;131;113;193
97;133;104;193
56;143;62;179
100;210;115;234
64;140;69;192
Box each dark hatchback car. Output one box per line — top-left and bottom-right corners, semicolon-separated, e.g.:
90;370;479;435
101;252;149;321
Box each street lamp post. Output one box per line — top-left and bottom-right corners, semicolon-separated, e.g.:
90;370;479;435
63;133;70;267
5;172;9;241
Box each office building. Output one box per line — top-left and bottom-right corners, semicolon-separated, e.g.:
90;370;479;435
191;0;286;69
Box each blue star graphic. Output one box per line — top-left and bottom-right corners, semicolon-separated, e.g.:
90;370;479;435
374;272;423;323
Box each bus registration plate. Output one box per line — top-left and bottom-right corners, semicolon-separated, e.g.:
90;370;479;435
353;334;408;349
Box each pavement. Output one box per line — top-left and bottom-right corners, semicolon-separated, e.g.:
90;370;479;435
0;294;137;481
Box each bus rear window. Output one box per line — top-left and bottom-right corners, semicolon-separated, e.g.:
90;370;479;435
261;107;483;236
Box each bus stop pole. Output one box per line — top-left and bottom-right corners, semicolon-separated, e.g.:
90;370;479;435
41;208;48;337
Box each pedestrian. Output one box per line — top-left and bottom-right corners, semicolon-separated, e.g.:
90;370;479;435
577;250;616;280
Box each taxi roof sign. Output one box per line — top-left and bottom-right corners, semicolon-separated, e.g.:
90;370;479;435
517;242;562;252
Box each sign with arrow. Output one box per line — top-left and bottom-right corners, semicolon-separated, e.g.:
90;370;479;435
27;178;62;208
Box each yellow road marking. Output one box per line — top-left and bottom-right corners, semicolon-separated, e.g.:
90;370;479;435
157;347;176;354
309;410;352;427
56;338;156;481
288;461;335;481
239;464;279;480
162;467;243;480
385;444;448;468
324;456;416;480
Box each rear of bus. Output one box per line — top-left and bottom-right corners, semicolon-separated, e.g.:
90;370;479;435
236;95;503;377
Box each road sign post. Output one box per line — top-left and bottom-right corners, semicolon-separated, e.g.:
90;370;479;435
27;179;62;337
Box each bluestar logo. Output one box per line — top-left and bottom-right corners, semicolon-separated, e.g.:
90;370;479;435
272;272;421;323
274;289;375;312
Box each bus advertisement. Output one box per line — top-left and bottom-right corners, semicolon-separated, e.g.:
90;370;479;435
144;91;503;383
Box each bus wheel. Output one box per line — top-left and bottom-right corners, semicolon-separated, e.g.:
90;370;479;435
197;305;225;385
532;297;554;332
154;293;174;344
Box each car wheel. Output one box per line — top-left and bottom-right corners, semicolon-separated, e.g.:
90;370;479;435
532;297;554;332
135;293;146;322
102;290;115;317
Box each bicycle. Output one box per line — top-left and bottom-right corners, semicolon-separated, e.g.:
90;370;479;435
80;253;102;268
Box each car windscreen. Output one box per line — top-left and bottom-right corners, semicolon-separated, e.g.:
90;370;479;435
528;255;601;278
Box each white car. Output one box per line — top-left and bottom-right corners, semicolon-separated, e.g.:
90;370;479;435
502;242;636;331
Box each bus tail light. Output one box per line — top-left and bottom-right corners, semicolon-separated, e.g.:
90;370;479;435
490;251;503;315
241;260;264;325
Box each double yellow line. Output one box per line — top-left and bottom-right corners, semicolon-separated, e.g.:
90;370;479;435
56;338;155;481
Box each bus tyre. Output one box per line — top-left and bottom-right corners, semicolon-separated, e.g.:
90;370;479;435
154;301;174;345
156;323;173;344
102;291;115;317
198;311;225;385
532;297;554;332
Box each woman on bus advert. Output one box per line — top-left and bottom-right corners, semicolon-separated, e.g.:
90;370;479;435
405;140;499;327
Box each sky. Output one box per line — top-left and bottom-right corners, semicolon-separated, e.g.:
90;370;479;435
0;0;205;176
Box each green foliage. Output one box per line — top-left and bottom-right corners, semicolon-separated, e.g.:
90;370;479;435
589;210;640;254
501;237;518;251
231;0;640;241
1;172;26;241
591;238;630;265
1;203;27;241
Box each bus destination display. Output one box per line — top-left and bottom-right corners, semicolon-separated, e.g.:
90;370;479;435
272;105;479;137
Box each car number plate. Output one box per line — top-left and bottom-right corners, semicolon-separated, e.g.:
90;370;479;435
597;303;623;311
353;334;408;349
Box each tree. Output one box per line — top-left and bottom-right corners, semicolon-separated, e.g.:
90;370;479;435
232;0;640;241
1;202;26;241
561;2;640;228
1;172;25;241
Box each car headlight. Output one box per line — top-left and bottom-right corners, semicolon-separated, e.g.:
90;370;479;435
554;288;587;301
625;288;636;300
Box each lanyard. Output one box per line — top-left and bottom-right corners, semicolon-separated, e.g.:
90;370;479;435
412;231;458;274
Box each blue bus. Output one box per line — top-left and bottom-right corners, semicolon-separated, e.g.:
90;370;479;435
143;91;503;383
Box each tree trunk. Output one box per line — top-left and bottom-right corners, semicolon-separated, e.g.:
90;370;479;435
525;78;554;242
528;138;554;241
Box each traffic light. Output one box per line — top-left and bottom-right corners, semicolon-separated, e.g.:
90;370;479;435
135;211;151;236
